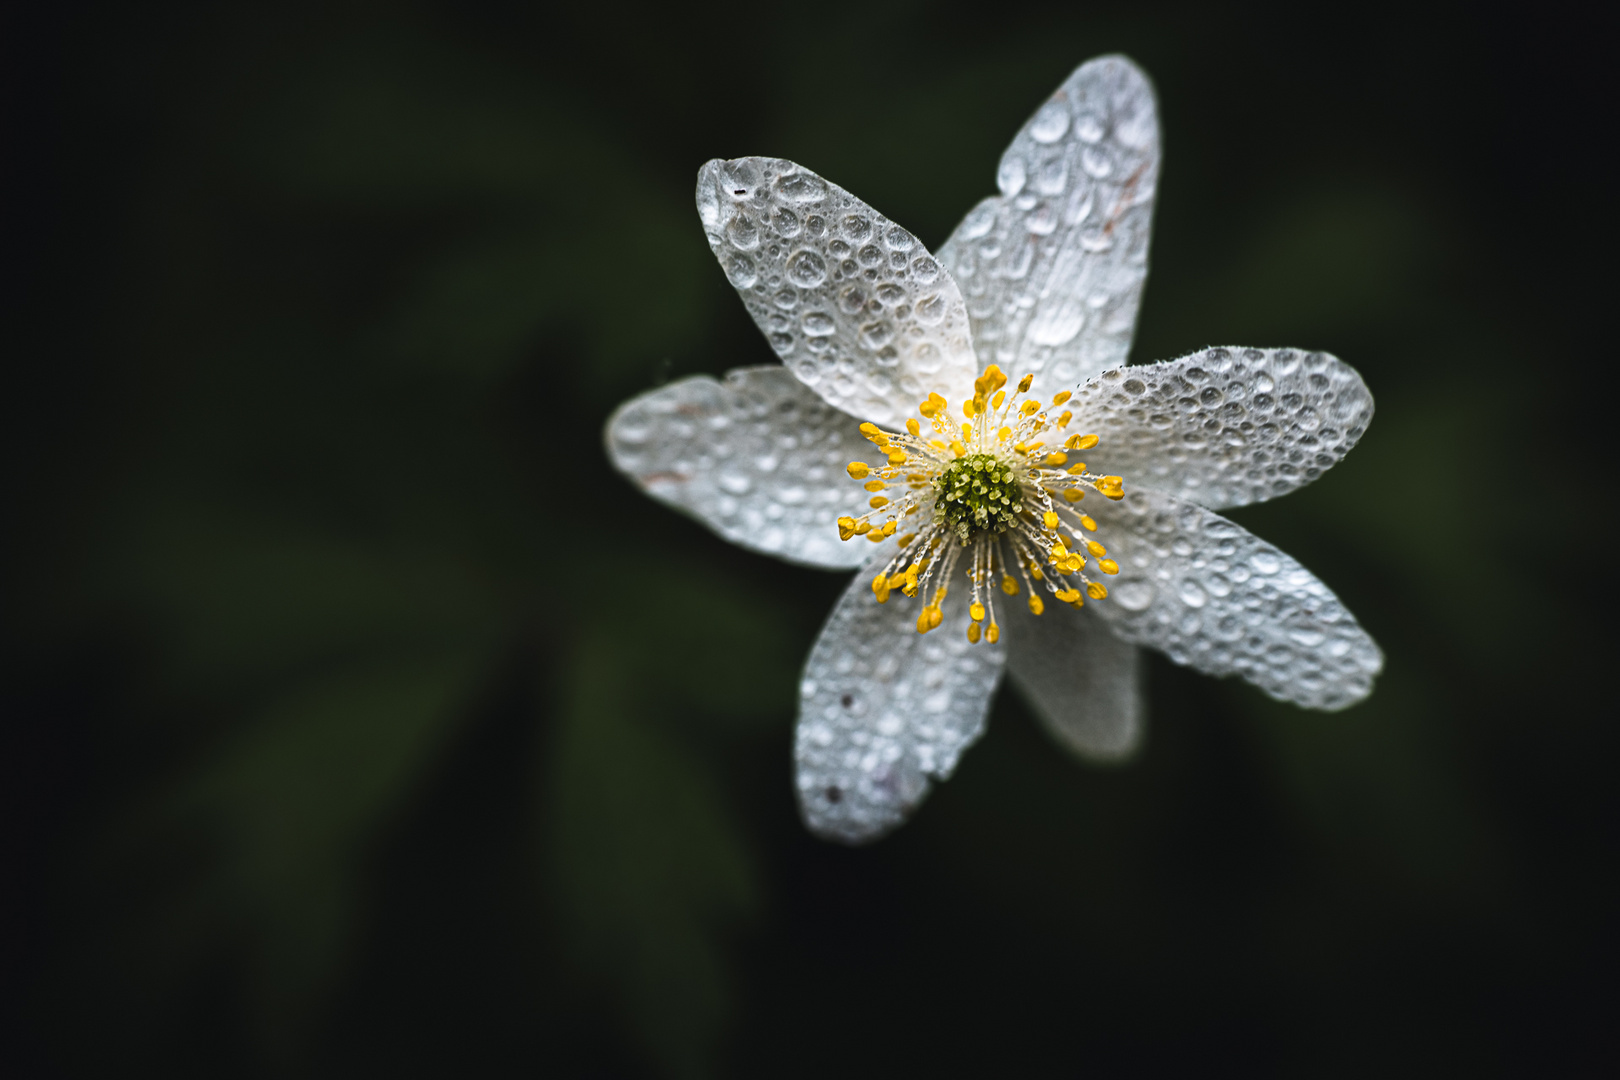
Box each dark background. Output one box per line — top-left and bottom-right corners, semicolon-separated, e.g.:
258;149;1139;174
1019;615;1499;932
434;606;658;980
7;2;1617;1076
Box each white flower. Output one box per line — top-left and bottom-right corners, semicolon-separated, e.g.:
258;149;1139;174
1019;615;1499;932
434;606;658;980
606;55;1382;844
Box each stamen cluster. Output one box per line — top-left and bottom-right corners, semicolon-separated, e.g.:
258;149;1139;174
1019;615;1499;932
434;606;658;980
835;364;1127;643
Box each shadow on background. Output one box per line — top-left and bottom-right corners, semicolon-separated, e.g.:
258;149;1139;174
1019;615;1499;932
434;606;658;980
6;1;1616;1076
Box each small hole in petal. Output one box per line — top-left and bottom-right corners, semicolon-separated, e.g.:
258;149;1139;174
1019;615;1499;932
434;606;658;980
825;786;843;803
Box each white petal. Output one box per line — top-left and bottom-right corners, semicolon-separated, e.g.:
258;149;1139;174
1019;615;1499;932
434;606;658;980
796;556;1006;843
605;366;885;569
1003;598;1145;762
1086;489;1383;710
695;157;979;428
937;55;1160;399
1073;348;1374;510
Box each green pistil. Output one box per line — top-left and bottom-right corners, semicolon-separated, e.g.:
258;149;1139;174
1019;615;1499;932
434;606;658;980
934;452;1024;543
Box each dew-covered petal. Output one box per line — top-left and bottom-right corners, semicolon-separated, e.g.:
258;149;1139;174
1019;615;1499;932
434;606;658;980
605;366;884;569
1086;489;1382;710
796;556;1007;843
1003;600;1145;762
1073;348;1374;510
938;55;1159;400
695;157;979;429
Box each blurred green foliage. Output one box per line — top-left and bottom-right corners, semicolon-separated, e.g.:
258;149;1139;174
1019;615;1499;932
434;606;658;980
8;1;1615;1076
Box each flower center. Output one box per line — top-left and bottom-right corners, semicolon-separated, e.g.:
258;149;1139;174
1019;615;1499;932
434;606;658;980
834;364;1127;644
934;453;1023;542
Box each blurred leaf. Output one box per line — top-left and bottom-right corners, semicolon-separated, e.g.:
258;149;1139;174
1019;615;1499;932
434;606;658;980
546;618;756;1079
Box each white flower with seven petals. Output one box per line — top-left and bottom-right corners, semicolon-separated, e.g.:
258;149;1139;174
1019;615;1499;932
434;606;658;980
606;56;1383;844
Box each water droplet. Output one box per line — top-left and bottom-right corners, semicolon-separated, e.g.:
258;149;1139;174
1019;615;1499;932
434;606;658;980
859;321;895;350
875;283;906;306
1123;377;1146;395
769;331;794;354
997;154;1027;196
1074;112;1105;143
1177;579;1207;608
914;294;946;325
719;473;751;494
726;215;759;251
726;255;757;288
857;244;884;268
1115;579;1155;611
801;311;835;335
838;286;866;314
841;215;872;242
911;256;941;283
772;208;801;237
775;171;827;203
696;181;720;227
958;202;997;240
1080;146;1112;178
1029;101;1070;143
883;226;915;252
786;250;827;287
773;288;798;310
1250;550;1281;575
1034;157;1068;196
804;214;826;237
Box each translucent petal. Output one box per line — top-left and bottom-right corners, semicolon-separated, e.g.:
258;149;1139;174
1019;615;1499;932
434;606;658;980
1074;348;1374;510
937;55;1160;399
796;557;1007;843
605;366;881;569
695;157;979;428
1003;600;1145;762
1086;489;1383;710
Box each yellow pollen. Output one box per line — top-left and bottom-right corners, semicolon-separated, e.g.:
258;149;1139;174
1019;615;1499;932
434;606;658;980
1087;582;1108;600
949;440;966;457
847;462;870;479
887;448;908;465
969;602;985;622
1056;410;1073;427
1001;575;1019;595
966;622;981;644
1080;515;1097;531
991;390;1006;410
837;516;857;540
1051;391;1071;406
1099;558;1119;574
897;533;916;548
906;418;920;436
1017;374;1033;393
962;398;976;418
855;521;871;534
1054;587;1081;603
1020;400;1040;417
998;426;1013;441
1028;594;1045;615
1045;452;1067;466
916;610;931;634
864;479;886;491
1096;475;1124;499
1030;565;1044;581
881;520;897;536
1068;433;1099;450
1043;511;1059;529
1086;540;1107;556
1062;489;1084;502
928;605;943;629
986;623;1000;644
869;496;890;509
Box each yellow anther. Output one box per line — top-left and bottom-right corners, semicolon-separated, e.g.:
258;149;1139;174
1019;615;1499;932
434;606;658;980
854;521;871;534
1001;575;1019;595
1051;391;1071;406
1054;587;1081;603
975;365;1007;397
1062;488;1084;503
919;392;946;418
962;398;976;418
859;422;880;436
1080;515;1097;531
837;516;857;540
1087;582;1108;600
916;610;932;634
1017;374;1034;393
1066;463;1087;475
1068;433;1100;451
961;422;973;441
897;533;916;548
950;440;966;457
966;622;981;644
882;520;897;536
906;418;920;436
863;479;886;492
1043;510;1060;529
887;448;908;465
991;389;1006;410
1097;475;1125;499
1030;565;1044;581
847;461;870;479
928;605;943;629
1056;410;1073;427
867;529;888;542
902;580;919;597
986;622;1000;644
1028;594;1045;615
969;602;985;622
1045;452;1067;466
869;496;890;509
1099;558;1119;574
997;426;1013;441
1020;400;1041;417
1086;540;1107;557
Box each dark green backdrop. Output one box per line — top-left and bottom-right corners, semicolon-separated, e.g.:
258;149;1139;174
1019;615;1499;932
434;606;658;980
8;2;1616;1076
